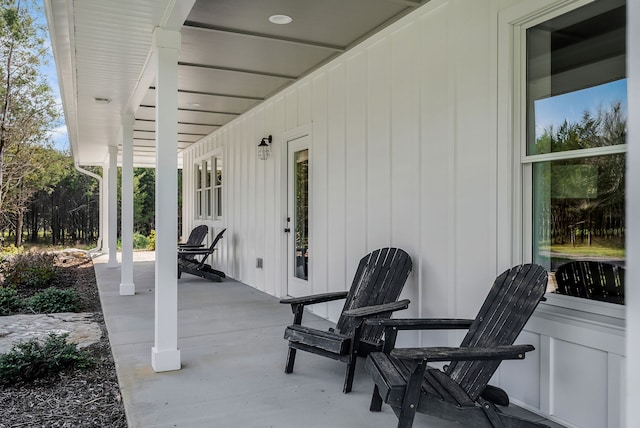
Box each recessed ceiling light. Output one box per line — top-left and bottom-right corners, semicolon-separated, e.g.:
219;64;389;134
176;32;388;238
269;14;292;25
189;102;201;107
94;97;111;104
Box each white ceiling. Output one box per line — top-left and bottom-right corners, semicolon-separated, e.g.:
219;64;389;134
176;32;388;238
46;0;429;167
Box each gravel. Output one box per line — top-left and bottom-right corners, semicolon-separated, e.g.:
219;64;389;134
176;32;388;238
0;253;127;428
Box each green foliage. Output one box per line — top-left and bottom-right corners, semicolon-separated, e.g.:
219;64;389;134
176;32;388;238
0;244;23;261
25;287;80;313
133;233;149;250
147;230;156;250
133;168;156;235
0;286;22;315
0;333;92;385
0;251;57;288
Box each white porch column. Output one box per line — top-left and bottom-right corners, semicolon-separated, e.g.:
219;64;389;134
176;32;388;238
151;27;181;372
627;0;639;426
120;115;135;295
107;145;119;267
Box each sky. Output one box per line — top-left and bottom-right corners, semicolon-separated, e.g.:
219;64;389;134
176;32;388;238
534;78;628;140
35;0;69;152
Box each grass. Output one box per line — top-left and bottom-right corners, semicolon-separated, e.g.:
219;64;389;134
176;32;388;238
540;237;625;259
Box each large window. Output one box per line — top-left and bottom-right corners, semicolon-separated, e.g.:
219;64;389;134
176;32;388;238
524;0;626;304
194;155;223;220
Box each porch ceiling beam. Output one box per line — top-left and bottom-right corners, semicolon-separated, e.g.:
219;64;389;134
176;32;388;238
183;22;345;52
376;0;425;7
138;104;239;118
178;61;297;80
150;86;265;101
133;130;207;137
135;118;221;127
133;137;195;144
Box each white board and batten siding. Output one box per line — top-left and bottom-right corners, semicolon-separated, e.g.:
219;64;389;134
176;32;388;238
182;1;627;427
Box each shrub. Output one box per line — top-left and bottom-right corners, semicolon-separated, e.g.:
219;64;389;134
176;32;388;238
0;333;92;385
0;252;58;289
147;230;156;250
26;287;80;313
133;232;149;250
0;286;23;315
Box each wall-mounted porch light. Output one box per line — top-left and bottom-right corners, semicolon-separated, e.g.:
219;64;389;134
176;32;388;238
257;135;272;160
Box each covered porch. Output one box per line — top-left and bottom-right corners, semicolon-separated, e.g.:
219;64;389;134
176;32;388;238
44;0;640;426
94;251;561;427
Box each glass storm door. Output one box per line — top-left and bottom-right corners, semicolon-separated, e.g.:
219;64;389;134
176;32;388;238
287;135;310;297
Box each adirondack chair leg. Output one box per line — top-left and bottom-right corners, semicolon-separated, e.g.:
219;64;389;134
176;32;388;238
343;319;364;393
397;360;426;428
370;385;384;412
285;347;297;373
477;397;507;428
343;357;357;393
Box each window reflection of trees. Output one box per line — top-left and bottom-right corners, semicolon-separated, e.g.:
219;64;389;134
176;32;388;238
534;103;625;268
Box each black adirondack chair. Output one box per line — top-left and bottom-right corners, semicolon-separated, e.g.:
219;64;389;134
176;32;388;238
365;264;549;428
178;228;226;282
178;225;208;256
555;260;624;304
280;248;413;393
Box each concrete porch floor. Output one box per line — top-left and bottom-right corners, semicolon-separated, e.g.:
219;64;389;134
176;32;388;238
93;252;564;428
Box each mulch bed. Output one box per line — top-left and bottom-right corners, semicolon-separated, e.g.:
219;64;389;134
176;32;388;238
0;253;127;427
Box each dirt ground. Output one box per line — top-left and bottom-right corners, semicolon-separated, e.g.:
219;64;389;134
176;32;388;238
0;253;127;427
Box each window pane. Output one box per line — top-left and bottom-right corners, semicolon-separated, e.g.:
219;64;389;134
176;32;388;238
294;149;309;281
216;158;222;186
195;165;202;190
532;155;625;279
215;188;222;218
205;160;212;188
526;1;626;155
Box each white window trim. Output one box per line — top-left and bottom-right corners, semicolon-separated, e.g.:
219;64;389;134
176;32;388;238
194;150;223;223
502;0;626;321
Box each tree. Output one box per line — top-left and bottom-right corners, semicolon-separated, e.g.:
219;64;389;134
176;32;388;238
0;0;59;214
535;102;626;248
134;168;155;235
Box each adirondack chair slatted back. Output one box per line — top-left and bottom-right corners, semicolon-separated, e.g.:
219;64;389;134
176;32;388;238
197;228;226;267
335;248;412;343
187;225;209;245
555;261;624;304
181;225;208;262
446;264;547;401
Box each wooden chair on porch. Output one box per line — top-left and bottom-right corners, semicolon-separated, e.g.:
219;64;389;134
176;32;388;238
178;225;208;251
280;247;413;393
365;264;549;428
178;228;226;282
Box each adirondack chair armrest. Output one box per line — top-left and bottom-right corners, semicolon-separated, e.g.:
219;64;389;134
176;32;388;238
342;299;410;318
364;318;474;330
281;291;350;326
280;291;349;306
178;243;205;248
390;344;536;362
178;247;216;255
